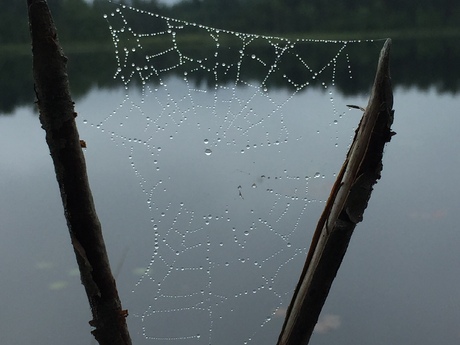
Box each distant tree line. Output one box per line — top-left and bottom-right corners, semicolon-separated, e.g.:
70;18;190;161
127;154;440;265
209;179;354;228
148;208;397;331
167;0;460;34
1;0;459;45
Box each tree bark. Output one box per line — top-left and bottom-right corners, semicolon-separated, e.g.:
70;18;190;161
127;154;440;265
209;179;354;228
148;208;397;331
27;1;132;344
277;38;395;345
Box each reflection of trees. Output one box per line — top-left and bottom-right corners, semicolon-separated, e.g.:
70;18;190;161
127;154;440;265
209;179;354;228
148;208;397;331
0;54;34;114
1;38;459;115
0;50;118;115
391;38;460;93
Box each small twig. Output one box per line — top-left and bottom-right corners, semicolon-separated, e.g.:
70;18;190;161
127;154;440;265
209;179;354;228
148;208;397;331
346;104;366;111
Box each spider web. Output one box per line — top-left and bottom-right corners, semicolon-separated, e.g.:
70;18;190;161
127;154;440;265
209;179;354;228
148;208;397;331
84;4;381;344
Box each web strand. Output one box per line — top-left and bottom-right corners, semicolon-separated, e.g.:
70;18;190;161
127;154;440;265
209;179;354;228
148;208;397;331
83;4;383;344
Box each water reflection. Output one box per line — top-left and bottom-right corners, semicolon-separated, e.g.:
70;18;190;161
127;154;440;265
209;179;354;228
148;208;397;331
1;36;459;115
78;74;357;344
2;32;460;344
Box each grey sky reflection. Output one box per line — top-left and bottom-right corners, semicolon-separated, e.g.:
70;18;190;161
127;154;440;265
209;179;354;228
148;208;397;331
1;86;460;344
77;75;357;345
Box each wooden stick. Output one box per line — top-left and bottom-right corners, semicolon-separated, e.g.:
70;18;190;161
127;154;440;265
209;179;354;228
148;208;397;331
27;1;132;344
277;38;395;345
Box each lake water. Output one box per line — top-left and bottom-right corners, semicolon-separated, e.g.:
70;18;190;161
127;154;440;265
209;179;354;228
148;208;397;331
1;40;460;344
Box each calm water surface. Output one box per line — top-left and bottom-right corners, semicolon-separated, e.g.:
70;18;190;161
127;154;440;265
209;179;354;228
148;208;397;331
1;77;460;344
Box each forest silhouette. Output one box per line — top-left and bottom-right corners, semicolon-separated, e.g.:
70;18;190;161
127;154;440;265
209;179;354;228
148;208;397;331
2;0;459;45
0;0;459;114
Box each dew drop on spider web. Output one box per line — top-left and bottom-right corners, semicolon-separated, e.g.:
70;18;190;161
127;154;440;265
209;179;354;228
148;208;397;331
92;4;382;344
